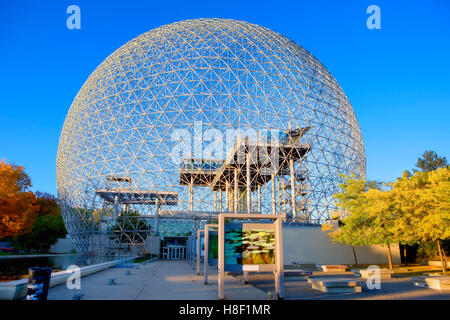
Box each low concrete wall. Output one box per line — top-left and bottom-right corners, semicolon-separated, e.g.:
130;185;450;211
283;226;401;266
0;257;133;300
0;254;76;260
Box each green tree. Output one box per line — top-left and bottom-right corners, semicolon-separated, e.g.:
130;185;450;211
13;214;67;253
111;211;150;245
415;150;448;172
12;192;67;252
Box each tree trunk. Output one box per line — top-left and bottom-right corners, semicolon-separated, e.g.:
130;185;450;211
387;245;393;270
437;240;446;275
442;244;448;269
351;246;358;266
403;246;408;266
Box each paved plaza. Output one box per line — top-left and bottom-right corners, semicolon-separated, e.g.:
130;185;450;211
47;260;450;300
47;260;267;300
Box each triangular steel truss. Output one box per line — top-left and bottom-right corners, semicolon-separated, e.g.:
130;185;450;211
56;18;366;253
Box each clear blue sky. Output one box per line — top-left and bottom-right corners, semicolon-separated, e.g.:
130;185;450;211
1;0;449;195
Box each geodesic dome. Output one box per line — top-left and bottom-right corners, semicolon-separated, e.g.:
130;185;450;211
56;18;365;253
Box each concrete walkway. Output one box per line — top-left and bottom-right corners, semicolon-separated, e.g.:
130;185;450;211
247;273;450;300
47;260;268;300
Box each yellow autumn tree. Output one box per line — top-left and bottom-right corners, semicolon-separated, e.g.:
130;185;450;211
0;160;39;238
328;168;449;273
326;176;399;269
391;168;450;274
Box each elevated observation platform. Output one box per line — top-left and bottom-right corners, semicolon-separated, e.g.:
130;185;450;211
179;127;311;216
179;127;311;191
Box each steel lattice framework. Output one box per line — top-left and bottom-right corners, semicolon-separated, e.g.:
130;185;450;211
56;18;365;253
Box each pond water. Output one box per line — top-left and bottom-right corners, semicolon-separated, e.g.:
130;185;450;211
0;255;121;281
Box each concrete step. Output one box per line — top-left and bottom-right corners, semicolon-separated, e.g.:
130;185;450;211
311;271;356;277
285;276;309;281
311;283;362;293
427;261;449;267
395;266;442;273
359;269;393;279
412;276;450;290
320;265;348;272
284;269;313;277
309;277;364;293
291;264;318;270
308;277;364;287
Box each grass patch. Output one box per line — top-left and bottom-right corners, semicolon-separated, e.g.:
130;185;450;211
134;253;157;264
0;252;43;256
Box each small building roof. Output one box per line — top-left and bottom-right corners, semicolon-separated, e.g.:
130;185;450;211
95;188;178;205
